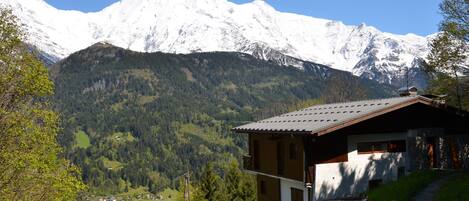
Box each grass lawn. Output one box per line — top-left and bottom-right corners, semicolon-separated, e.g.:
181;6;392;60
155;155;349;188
159;188;179;201
100;157;123;170
435;171;469;201
75;130;91;149
367;170;443;201
177;123;233;146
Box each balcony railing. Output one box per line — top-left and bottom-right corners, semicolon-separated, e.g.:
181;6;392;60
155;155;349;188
243;155;253;171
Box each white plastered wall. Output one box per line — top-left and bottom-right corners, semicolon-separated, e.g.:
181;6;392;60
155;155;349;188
313;133;407;201
280;179;308;201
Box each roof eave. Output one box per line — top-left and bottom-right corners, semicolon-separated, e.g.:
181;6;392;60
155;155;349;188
314;96;436;136
231;95;465;137
231;128;315;136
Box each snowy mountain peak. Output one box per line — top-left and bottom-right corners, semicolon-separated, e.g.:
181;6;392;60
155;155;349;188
250;0;273;7
1;0;432;87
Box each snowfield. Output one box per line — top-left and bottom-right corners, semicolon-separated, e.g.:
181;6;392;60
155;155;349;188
1;0;434;85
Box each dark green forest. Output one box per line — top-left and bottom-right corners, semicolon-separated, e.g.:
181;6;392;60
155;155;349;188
51;42;394;197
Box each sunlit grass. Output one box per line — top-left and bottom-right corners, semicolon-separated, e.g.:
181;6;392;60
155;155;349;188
435;171;469;201
75;130;91;149
367;170;442;201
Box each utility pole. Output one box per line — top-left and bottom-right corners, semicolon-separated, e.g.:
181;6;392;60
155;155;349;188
184;170;190;201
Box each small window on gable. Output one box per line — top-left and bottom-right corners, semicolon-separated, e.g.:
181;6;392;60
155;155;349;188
289;143;297;160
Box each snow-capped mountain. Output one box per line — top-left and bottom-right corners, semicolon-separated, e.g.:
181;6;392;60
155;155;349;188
1;0;433;87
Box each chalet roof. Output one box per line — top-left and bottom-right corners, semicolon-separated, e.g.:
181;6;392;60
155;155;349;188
232;95;438;136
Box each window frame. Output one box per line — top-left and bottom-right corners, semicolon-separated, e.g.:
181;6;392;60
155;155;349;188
388;140;406;153
357;141;387;154
357;140;406;155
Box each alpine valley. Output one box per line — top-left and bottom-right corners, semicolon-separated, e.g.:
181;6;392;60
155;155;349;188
1;0;433;198
2;0;433;88
51;42;394;196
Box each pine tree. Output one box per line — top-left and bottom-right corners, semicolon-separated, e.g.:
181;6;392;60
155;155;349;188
238;175;256;201
225;161;242;201
227;161;256;201
0;8;85;200
199;163;227;201
223;161;256;201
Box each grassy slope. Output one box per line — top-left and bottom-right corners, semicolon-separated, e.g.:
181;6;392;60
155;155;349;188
75;130;91;149
367;170;442;201
100;157;123;170
435;171;469;201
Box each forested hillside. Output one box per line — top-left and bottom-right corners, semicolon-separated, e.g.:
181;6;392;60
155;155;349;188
51;42;395;196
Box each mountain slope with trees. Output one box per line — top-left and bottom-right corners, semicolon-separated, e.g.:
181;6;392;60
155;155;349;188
51;42;395;196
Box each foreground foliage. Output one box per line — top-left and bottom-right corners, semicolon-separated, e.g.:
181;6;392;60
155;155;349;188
426;0;468;110
435;171;469;201
367;170;441;201
0;8;85;200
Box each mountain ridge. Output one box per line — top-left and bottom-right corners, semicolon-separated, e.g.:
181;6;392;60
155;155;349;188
2;0;432;87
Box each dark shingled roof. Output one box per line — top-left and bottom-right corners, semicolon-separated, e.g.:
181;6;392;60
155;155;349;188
232;96;436;136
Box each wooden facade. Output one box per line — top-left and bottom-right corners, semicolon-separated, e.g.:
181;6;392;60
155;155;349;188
257;174;280;201
307;133;348;165
248;134;304;181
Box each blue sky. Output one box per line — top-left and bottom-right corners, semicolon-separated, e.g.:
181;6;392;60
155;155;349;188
44;0;442;36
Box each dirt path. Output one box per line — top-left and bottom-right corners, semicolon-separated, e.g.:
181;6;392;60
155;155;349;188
413;174;452;201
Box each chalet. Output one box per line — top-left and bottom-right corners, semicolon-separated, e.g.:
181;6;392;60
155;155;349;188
232;95;469;201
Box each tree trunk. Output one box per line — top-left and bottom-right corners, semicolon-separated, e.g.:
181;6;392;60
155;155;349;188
453;66;463;110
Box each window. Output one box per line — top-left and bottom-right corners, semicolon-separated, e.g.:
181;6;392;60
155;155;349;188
277;142;285;175
260;180;267;194
388;140;406;153
289;143;297;160
253;140;260;170
291;188;303;201
357;140;407;154
357;142;387;154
